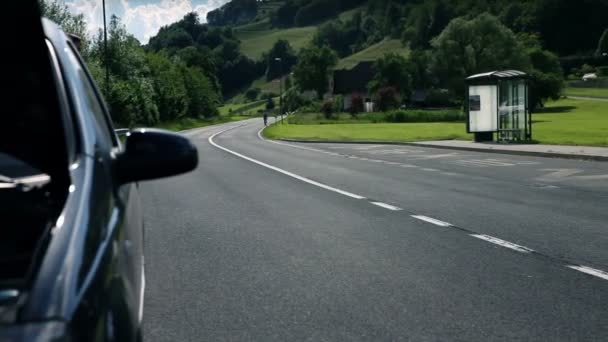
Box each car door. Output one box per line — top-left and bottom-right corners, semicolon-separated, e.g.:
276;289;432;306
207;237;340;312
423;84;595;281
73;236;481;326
57;40;144;341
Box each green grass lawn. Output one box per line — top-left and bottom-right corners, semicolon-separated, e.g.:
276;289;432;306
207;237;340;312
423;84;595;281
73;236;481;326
218;103;248;115
264;98;608;146
532;98;608;146
264;121;471;142
156;115;250;132
564;87;608;99
236;26;317;60
336;39;410;70
218;100;266;115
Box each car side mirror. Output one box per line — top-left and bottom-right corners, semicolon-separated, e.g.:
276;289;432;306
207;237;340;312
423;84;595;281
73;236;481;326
115;128;198;184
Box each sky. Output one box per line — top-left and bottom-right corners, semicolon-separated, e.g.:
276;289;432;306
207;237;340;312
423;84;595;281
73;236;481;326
64;0;229;43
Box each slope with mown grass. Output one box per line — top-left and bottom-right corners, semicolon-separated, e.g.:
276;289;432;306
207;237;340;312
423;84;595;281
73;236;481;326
336;38;410;70
235;26;317;60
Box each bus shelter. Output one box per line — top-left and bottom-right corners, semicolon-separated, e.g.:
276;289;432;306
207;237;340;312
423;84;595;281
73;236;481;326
465;70;531;143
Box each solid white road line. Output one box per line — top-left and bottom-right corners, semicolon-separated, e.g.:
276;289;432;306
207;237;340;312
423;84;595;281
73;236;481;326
411;215;452;227
470;234;535;253
257;128;328;153
370;202;403;211
567;265;608;281
210;127;366;200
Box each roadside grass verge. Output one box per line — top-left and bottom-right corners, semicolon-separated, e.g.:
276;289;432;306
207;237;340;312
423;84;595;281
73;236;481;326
264;121;471;142
532;98;608;146
156;115;250;132
264;98;608;146
564;87;608;99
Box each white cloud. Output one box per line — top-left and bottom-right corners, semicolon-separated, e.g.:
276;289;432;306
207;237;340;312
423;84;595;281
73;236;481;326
66;0;229;44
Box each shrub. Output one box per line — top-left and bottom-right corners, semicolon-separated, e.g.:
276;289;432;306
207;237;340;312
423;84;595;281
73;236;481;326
321;99;334;119
382;109;464;123
376;86;400;111
350;92;364;115
425;89;453;107
245;87;261;101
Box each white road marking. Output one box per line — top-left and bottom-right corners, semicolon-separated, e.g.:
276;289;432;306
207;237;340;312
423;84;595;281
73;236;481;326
470;234;534;253
257;128;327;153
211;127;366;200
574;174;608;180
407;153;462;160
421;168;439;172
370;202;403;211
411;215;452;227
400;164;418;168
567;265;608;281
537;169;582;181
452;160;492;167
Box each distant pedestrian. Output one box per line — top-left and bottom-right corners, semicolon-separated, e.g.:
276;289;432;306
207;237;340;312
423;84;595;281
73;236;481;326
263;113;268;126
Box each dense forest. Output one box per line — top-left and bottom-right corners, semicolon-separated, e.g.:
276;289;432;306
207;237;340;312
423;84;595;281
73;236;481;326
41;0;608;125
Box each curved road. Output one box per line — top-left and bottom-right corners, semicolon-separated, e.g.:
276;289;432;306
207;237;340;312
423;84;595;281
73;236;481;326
142;119;608;341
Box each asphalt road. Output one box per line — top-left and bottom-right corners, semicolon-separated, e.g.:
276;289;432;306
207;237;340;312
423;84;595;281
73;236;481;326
142;119;608;341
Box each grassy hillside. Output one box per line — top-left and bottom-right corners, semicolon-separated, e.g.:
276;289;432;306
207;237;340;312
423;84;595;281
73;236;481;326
235;5;364;60
336;38;410;69
236;26;317;60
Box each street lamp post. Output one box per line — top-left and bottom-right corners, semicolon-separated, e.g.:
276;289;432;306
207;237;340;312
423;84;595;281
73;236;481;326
102;0;110;97
275;57;283;124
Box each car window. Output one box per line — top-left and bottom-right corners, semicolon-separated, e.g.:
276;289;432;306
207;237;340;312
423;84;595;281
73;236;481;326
63;43;117;148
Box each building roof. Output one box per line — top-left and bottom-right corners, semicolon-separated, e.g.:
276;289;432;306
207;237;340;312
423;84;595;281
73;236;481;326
466;70;527;82
333;61;376;94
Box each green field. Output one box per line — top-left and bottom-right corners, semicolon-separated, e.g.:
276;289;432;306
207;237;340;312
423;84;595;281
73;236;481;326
336;39;410;69
264;121;471;142
532;98;608;146
564;87;608;99
264;99;608;146
236;26;317;60
156;115;250;132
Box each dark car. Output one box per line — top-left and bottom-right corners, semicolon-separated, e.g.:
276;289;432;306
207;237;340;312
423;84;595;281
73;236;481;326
0;4;198;341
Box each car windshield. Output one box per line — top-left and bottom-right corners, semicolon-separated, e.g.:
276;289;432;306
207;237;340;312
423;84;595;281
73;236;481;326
42;0;608;340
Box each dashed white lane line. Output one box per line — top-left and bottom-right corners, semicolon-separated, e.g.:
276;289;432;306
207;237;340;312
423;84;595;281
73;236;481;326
470;234;535;253
211;127;366;200
411;215;453;227
567;265;608;281
370;202;403;211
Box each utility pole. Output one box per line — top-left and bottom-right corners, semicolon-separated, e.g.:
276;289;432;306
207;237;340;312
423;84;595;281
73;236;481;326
275;57;283;124
103;0;110;97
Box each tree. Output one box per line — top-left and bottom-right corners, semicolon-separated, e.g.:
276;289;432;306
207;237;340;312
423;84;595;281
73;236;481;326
146;52;188;121
293;46;338;99
245;88;261;101
294;0;340;27
597;29;608;56
182;66;220;118
321;99;334;119
370;53;412;97
39;0;88;52
350;92;364;115
429;14;530;97
526;48;563;110
375;87;400;111
265;40;297;81
285;75;293;90
89;16;159;125
266;97;276;110
271;0;300;28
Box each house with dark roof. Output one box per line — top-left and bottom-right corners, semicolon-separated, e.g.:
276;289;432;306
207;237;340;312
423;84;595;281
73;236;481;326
332;61;376;111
